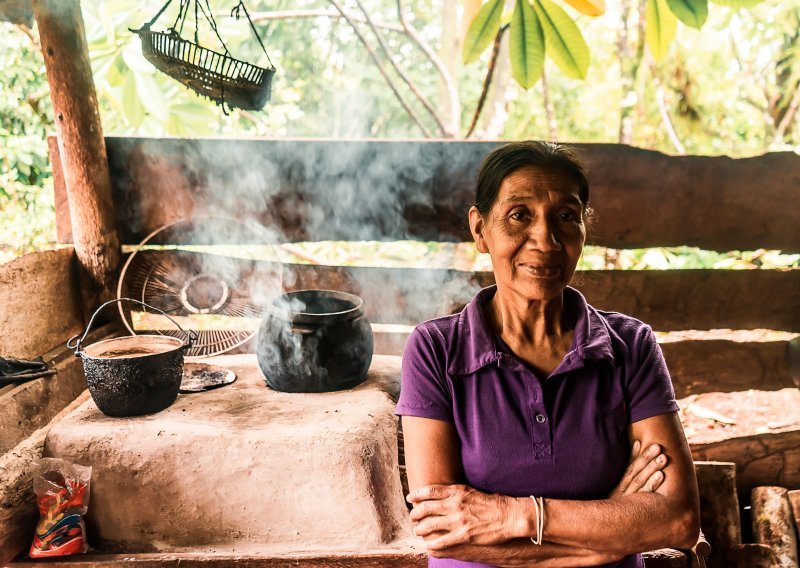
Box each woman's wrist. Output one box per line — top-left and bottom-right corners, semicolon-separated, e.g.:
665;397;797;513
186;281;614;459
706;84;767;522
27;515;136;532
509;496;538;540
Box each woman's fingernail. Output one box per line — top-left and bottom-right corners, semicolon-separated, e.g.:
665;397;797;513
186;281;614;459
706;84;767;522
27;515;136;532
657;455;666;464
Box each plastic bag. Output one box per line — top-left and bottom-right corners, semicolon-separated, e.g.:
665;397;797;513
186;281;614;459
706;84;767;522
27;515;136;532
29;458;92;558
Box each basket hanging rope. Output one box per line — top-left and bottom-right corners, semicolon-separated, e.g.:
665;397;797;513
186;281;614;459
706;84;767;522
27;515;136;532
132;0;276;111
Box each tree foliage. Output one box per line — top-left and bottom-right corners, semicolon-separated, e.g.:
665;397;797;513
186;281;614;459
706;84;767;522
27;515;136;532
463;0;763;88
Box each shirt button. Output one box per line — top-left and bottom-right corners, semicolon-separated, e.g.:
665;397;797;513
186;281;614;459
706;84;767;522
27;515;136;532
535;413;547;423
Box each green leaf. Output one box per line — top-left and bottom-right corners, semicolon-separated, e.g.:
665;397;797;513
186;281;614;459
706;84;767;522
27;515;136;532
666;0;708;28
533;0;590;80
122;72;145;128
646;0;677;61
709;0;762;7
462;0;504;64
510;0;545;88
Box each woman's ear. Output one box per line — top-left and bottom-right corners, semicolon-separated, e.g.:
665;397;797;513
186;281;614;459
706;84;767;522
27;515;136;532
468;206;489;254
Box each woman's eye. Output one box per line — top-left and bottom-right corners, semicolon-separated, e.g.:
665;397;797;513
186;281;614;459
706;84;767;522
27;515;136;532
509;210;529;222
559;210;579;222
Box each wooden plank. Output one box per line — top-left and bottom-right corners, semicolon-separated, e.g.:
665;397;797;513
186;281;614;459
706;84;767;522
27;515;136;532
0;248;84;360
374;329;797;395
660;337;796;396
6;550;687;567
56;138;800;252
117;249;800;330
287;263;800;331
6;552;428;567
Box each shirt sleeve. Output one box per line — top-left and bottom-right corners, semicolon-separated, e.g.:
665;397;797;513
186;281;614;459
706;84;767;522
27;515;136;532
626;325;680;423
394;326;454;422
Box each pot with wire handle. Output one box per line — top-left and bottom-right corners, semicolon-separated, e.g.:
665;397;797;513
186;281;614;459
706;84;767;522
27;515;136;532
67;298;197;417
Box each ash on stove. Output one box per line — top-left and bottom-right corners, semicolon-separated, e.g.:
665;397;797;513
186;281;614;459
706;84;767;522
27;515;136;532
180;363;236;393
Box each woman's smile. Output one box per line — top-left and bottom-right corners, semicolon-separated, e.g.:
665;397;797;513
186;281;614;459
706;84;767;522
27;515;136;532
518;263;563;279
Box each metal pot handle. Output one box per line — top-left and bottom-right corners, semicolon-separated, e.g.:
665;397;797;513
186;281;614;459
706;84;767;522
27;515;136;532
67;298;198;355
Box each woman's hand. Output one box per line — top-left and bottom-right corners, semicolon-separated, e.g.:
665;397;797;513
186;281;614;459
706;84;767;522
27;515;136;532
609;440;668;498
407;484;528;550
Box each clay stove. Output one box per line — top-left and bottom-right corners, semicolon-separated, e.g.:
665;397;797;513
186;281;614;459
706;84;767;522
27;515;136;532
43;353;417;555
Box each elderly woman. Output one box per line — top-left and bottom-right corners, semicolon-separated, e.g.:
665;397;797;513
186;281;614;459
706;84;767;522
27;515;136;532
395;141;700;567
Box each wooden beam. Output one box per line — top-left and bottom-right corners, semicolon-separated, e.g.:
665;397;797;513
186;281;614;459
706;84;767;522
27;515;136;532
34;0;121;310
117;250;800;331
372;329;798;395
5;550;689;567
661;338;797;396
283;263;800;331
56;138;800;252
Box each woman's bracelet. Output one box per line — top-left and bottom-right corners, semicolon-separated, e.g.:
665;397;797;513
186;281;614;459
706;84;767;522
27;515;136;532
529;495;545;545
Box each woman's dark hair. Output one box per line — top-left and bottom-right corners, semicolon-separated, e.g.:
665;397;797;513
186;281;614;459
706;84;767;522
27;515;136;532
474;141;589;214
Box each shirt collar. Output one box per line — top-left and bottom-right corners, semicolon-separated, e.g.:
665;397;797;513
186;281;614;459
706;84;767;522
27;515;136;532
447;285;616;376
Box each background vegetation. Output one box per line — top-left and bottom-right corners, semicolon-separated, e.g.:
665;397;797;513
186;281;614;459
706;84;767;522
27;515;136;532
0;0;798;266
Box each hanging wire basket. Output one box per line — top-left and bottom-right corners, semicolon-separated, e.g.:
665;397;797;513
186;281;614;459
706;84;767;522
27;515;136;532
131;0;276;111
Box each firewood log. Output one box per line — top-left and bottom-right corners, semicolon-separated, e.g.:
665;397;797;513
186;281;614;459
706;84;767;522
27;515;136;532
751;486;799;568
788;490;800;540
694;461;741;558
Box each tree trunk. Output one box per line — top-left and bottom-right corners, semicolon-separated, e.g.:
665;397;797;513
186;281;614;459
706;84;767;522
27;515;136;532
33;0;121;314
751;486;800;568
694;461;741;562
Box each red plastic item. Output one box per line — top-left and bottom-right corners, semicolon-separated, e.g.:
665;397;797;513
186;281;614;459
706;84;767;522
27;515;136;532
29;458;92;558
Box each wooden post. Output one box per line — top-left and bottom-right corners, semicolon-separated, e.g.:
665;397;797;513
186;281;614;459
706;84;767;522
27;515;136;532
32;0;121;311
751;486;800;568
694;461;741;561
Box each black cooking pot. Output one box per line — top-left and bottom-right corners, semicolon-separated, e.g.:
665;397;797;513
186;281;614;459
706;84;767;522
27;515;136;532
67;299;196;417
257;289;373;393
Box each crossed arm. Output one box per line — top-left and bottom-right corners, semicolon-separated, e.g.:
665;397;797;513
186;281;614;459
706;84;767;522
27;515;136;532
402;412;701;567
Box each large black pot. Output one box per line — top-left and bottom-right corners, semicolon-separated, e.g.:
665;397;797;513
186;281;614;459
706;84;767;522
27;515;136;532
257;290;373;393
68;299;196;417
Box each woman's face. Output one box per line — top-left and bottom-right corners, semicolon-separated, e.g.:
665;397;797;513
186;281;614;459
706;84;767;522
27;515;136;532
469;166;586;302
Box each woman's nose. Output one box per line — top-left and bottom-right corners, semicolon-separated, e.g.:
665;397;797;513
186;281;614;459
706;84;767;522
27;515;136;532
528;219;562;251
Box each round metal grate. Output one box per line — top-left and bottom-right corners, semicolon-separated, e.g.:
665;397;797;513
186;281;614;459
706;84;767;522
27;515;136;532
117;217;283;358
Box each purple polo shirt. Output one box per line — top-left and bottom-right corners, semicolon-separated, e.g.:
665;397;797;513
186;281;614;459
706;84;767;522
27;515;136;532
396;285;679;568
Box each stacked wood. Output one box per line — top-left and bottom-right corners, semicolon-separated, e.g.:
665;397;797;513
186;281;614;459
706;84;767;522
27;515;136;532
751;486;799;568
693;462;740;566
